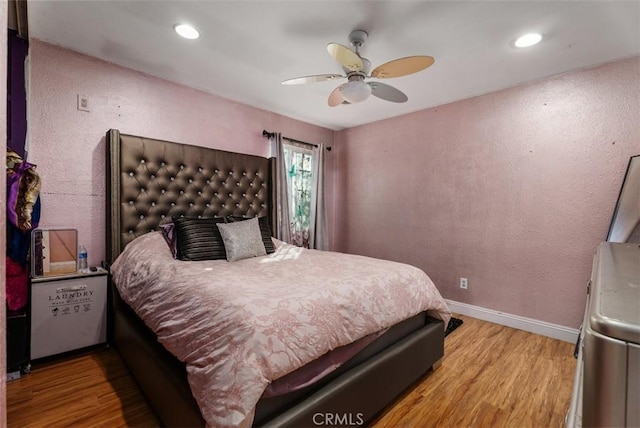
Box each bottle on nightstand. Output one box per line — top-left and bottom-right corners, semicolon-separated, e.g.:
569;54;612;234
78;245;88;271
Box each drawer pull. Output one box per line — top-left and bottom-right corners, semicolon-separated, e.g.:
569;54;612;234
56;285;87;293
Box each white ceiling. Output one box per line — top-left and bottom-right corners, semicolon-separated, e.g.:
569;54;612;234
28;1;640;131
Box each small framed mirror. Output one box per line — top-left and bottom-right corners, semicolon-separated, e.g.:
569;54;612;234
31;228;78;277
607;155;640;243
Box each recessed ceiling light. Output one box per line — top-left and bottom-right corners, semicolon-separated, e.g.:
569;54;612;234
515;33;542;48
174;24;200;40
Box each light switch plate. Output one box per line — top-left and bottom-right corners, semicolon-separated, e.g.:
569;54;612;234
77;94;90;112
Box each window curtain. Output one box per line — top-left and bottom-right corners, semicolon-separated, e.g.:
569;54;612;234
269;133;292;244
309;144;328;250
270;133;328;250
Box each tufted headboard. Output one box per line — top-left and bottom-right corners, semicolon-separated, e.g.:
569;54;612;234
105;129;276;264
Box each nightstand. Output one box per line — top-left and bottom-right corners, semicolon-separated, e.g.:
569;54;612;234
30;269;108;360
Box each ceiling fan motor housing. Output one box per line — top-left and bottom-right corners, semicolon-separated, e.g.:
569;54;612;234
344;57;371;76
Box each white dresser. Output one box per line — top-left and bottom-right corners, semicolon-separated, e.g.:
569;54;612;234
566;242;640;427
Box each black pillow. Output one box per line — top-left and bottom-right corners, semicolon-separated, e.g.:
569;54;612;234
173;217;226;261
226;216;275;254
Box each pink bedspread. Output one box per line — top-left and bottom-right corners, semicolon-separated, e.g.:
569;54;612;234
111;232;451;427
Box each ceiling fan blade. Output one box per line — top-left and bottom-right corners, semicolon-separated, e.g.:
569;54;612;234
327;43;363;72
368;82;408;103
328;84;347;107
281;74;344;85
370;56;435;79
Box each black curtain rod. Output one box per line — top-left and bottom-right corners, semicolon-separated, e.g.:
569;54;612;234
262;130;332;151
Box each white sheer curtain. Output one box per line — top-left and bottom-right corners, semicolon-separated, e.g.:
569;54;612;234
309;143;328;250
269;133;292;244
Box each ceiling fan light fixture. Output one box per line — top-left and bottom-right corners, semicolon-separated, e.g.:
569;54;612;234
174;24;200;40
514;33;542;48
340;80;371;103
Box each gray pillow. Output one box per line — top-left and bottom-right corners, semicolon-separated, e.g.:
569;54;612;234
216;217;267;262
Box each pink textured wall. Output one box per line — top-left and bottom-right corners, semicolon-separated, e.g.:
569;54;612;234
24;39;639;331
27;40;336;266
334;57;640;328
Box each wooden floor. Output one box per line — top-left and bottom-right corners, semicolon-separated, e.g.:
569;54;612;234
373;315;576;427
6;315;576;427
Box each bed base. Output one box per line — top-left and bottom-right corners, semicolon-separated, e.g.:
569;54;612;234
261;321;443;427
112;284;443;427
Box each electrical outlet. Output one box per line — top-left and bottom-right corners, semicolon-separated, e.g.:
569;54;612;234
460;277;468;289
77;94;90;112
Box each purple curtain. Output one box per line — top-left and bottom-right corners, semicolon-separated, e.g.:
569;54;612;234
7;29;28;158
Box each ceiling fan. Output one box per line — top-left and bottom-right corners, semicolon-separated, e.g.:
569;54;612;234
282;30;435;107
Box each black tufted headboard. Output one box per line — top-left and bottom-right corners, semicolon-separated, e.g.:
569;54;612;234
106;129;276;264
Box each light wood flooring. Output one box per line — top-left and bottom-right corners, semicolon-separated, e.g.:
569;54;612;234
6;315;576;427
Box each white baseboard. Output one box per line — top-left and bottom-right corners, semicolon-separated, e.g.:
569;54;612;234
445;299;579;343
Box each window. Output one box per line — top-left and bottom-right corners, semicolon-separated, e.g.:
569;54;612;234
283;144;313;248
271;132;328;250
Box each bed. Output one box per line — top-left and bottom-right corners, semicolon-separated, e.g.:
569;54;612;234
105;129;450;427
